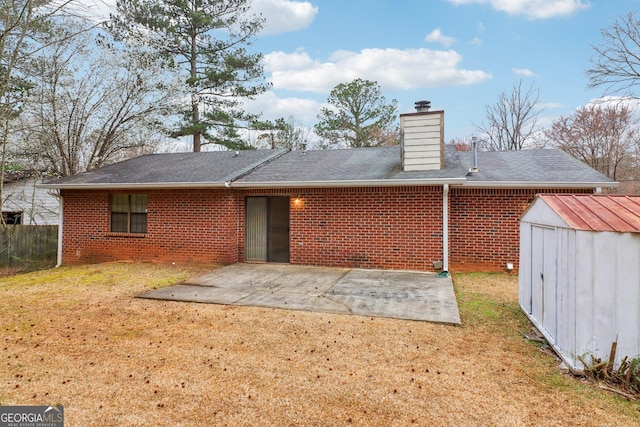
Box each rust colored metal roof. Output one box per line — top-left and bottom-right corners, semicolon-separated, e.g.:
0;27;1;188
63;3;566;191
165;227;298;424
539;194;640;233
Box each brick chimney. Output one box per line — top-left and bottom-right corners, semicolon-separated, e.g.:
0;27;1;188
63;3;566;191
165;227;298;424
400;101;444;171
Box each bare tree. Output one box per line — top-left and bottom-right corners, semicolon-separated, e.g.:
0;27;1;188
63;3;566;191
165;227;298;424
587;11;640;97
545;103;639;181
0;1;92;127
253;116;313;150
474;80;544;151
1;0;81;223
16;25;182;176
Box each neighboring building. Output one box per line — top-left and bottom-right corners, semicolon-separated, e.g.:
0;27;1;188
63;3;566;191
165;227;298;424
41;106;617;272
519;194;640;371
2;171;59;225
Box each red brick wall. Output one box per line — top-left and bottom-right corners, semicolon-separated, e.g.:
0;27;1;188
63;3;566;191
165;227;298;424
60;186;593;272
448;187;592;272
282;187;444;271
61;189;240;265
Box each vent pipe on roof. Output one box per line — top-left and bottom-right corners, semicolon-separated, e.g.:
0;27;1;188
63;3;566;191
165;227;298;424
471;137;479;173
415;100;431;112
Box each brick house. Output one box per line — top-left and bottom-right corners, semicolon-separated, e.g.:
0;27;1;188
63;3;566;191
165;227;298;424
41;108;617;272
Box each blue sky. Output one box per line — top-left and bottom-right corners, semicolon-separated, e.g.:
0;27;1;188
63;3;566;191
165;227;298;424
89;0;640;143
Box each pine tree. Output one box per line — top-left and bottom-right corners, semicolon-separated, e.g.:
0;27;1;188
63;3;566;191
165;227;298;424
314;79;399;149
112;0;270;151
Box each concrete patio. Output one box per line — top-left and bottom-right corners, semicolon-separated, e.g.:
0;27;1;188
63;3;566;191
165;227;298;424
138;263;460;324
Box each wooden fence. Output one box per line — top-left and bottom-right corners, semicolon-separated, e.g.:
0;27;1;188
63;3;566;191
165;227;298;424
0;225;58;268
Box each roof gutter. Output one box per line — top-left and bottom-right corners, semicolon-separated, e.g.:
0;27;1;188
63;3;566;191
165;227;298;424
442;183;449;273
230;178;467;188
38;178;468;190
38;178;616;191
461;181;619;189
56;194;63;268
37;181;230;190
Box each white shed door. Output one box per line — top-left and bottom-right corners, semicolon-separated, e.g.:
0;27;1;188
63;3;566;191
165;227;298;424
531;225;557;340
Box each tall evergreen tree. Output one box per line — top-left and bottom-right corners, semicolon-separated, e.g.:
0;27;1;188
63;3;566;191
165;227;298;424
112;0;270;151
314;79;399;149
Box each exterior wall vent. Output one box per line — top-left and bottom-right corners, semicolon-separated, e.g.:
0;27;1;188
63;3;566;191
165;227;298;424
400;101;444;171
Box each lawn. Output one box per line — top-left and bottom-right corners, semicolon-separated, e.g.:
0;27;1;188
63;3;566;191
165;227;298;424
1;263;639;426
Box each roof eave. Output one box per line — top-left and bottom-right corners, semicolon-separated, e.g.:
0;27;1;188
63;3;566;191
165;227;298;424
231;178;468;188
38;179;619;191
37;181;230;190
461;181;619;189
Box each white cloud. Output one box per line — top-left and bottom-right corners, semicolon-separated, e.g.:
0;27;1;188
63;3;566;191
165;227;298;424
586;96;640;114
264;48;492;93
471;37;482;46
73;0;317;34
253;0;318;35
245;91;322;122
67;0;114;22
445;0;589;20
541;97;640;131
539;102;562;109
425;28;456;47
264;51;317;71
513;67;536;76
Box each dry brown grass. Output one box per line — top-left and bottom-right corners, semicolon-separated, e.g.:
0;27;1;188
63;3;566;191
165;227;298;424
1;263;639;426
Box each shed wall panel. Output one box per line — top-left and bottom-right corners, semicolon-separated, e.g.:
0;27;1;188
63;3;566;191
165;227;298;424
530;226;545;327
518;223;532;312
558;228;577;363
616;232;640;361
593;232;617;359
574;231;596;361
542;227;557;340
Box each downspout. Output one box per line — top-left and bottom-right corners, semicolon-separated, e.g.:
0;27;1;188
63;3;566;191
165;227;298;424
56;194;63;267
441;184;449;275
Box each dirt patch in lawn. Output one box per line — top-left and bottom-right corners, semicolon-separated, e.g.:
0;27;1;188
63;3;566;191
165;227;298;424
0;267;26;278
1;263;639;426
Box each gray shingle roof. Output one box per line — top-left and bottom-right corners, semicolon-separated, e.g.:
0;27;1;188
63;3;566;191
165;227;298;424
457;148;613;183
44;150;287;187
41;145;616;189
237;146;402;182
236;146;467;183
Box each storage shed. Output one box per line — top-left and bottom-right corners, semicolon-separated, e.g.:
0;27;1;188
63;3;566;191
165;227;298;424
519;194;640;371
